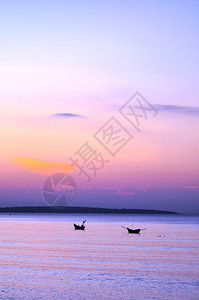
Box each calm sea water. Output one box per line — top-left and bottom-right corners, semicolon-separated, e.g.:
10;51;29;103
0;213;198;300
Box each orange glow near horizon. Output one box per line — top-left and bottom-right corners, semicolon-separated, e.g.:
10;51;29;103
13;157;75;176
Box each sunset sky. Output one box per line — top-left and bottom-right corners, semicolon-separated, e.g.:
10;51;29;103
0;1;198;213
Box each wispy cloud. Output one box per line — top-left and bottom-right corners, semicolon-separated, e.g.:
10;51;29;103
116;189;136;196
155;104;199;115
13;157;75;175
51;113;85;118
79;185;143;196
183;185;199;190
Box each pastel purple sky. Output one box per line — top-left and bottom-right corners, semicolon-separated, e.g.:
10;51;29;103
0;1;198;213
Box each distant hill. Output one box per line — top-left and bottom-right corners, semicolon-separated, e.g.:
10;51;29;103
0;206;178;214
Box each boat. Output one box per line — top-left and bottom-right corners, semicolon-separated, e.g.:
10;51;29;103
121;225;146;234
127;227;140;234
73;220;86;230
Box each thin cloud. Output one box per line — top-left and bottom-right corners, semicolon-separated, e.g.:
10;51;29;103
51;113;85;118
183;185;199;190
102;187;136;196
155;104;199;115
79;186;136;196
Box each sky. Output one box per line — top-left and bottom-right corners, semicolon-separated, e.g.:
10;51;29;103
0;0;198;213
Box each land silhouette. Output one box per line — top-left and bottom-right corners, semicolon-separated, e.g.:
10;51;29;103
0;206;177;214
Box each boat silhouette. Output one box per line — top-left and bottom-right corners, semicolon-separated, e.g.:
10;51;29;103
74;220;86;230
121;225;146;234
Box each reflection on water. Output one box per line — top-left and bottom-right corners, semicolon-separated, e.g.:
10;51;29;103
0;214;199;299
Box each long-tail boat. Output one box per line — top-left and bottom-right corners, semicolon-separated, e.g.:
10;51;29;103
74;220;86;230
121;225;146;234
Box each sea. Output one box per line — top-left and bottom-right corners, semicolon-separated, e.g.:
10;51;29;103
0;213;198;300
